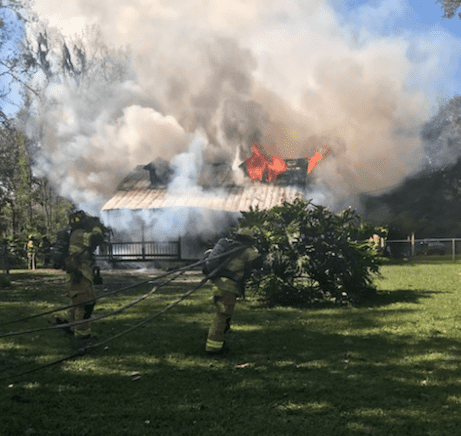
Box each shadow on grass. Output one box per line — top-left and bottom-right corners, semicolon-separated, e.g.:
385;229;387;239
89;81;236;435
2;271;461;435
356;288;441;308
249;288;441;311
3;313;460;436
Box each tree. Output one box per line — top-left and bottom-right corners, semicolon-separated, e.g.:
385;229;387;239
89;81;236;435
0;119;18;240
0;126;71;241
437;0;461;19
16;24;134;209
362;95;461;238
0;119;19;206
3;22;120;243
19;24;131;104
32;178;72;237
238;199;384;307
422;95;461;169
14;132;32;232
0;0;34;114
0;5;76;264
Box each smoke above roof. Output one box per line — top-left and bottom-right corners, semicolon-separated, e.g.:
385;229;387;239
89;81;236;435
26;0;461;211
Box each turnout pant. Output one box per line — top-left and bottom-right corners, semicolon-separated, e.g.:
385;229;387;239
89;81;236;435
27;252;36;270
67;276;96;337
206;289;237;353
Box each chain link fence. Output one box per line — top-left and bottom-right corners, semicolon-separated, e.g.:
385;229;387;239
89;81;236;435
385;237;461;260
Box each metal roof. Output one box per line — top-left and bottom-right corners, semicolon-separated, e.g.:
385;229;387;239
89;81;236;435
116;165;151;190
102;160;307;213
102;184;305;213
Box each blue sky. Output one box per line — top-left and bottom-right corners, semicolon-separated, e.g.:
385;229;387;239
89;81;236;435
336;0;460;34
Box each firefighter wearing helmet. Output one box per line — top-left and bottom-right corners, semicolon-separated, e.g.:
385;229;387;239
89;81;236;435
26;234;38;270
65;210;104;340
203;227;262;355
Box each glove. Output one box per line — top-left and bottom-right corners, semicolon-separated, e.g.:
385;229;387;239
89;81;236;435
65;253;82;273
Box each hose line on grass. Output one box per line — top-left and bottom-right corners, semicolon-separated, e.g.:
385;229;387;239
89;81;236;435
0;246;244;330
0;256;210;328
0;247;243;381
0;271;187;381
0;270;186;338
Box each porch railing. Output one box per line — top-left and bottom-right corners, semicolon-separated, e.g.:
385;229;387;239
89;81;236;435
94;239;181;263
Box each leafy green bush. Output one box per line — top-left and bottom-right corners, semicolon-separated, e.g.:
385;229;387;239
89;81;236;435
240;199;385;306
1;236;26;266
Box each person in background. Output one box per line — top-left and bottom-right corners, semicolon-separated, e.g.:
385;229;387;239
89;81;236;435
26;234;38;270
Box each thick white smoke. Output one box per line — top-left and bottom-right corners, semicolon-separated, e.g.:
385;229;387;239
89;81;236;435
25;0;461;227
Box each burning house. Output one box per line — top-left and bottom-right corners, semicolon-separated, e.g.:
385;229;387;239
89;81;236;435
100;148;310;262
24;0;451;271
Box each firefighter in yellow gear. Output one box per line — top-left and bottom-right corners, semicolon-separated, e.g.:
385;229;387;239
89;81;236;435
26;234;38;270
205;228;262;355
66;211;104;339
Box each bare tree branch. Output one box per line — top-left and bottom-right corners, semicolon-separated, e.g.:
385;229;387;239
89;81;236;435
436;0;461;19
0;60;40;97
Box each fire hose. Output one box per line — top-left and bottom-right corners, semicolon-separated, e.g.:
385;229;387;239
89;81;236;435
0;273;180;379
0;245;245;333
0;270;185;338
0;256;210;328
0;245;247;381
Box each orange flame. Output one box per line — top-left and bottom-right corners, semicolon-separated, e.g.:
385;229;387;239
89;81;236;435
246;145;268;181
246;144;330;182
267;155;287;181
307;147;329;174
246;145;287;182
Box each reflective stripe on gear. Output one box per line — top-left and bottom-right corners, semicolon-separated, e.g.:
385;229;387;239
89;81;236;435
83;226;102;247
205;338;224;352
205;243;259;352
206;290;236;352
211;277;240;295
74;327;92;337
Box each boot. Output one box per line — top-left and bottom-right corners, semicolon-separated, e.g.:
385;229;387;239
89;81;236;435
53;317;74;335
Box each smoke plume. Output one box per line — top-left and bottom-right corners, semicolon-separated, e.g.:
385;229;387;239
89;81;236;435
26;0;461;218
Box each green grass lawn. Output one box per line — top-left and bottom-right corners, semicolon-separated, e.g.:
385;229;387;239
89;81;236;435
1;262;461;436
